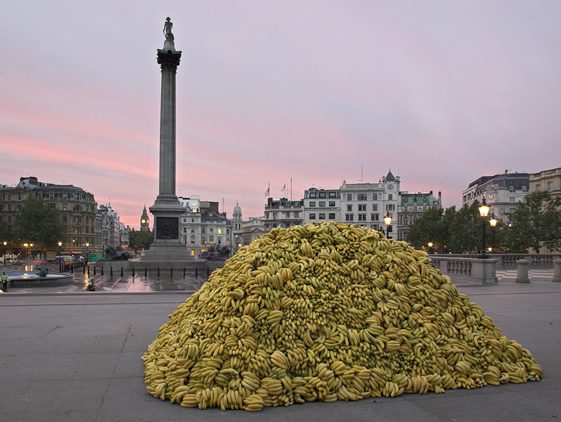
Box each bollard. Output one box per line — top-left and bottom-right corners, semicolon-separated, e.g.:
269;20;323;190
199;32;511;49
157;267;160;278
207;267;210;277
171;267;173;278
516;259;530;283
93;266;96;275
101;266;104;276
183;267;186;277
110;266;113;277
195;267;198;279
120;267;124;277
145;267;147;277
132;267;135;277
553;258;561;282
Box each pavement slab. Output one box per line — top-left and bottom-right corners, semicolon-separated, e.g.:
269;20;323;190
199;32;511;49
1;279;560;422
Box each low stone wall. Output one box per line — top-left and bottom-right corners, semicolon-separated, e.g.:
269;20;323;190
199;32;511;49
430;256;497;285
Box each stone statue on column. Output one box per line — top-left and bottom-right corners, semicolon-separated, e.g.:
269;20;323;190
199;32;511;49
163;17;176;51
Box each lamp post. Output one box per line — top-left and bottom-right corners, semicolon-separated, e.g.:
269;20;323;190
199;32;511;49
428;241;434;254
478;198;490;258
57;241;63;272
383;214;392;239
2;241;6;266
489;214;497;253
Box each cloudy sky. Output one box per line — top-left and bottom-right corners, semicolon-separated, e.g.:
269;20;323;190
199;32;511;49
1;1;560;228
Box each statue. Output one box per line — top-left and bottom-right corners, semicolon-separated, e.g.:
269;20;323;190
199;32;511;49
163;17;174;41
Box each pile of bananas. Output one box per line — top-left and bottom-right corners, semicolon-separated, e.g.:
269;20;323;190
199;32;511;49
142;222;542;411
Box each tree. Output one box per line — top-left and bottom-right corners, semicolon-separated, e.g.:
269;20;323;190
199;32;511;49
408;208;449;250
14;198;63;255
448;203;483;253
129;229;154;251
504;191;561;252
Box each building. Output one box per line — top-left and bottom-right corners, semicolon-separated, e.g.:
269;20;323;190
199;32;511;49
96;204;124;249
301;171;401;236
178;196;232;257
263;197;304;231
530;167;561;200
462;172;529;221
231;202;266;253
303;188;341;224
140;206;150;232
0;176;97;252
397;191;442;241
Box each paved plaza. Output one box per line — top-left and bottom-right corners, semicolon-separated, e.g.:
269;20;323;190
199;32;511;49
1;276;560;422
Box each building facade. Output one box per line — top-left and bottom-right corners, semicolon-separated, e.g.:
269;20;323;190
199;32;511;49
397;191;442;241
530;167;561;200
462;172;529;221
0;176;97;252
96;204;124;250
263;197;304;231
231;202;266;254
303;188;341;224
301;171;401;237
178;196;232;257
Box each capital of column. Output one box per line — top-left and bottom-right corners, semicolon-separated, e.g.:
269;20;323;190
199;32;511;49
157;49;182;70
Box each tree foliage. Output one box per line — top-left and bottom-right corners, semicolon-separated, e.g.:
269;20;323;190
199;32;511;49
503;191;561;252
129;229;154;251
14;198;63;251
408;192;561;253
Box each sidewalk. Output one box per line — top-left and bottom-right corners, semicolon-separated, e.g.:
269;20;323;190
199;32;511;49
1;279;560;422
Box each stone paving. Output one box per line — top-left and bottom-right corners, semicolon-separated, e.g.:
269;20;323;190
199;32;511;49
1;276;560;421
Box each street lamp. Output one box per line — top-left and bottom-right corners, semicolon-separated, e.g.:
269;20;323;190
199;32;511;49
489;214;497;252
478;198;490;258
2;241;7;266
427;241;434;254
383;214;392;239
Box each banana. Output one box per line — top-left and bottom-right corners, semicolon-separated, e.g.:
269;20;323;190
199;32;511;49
143;222;543;412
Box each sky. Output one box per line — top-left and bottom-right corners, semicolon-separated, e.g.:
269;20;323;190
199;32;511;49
1;1;560;228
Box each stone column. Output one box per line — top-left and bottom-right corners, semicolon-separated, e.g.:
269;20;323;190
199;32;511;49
516;259;530;283
552;258;561;282
157;50;181;200
140;21;190;262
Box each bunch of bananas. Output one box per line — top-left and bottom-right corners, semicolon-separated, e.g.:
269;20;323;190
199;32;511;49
142;222;542;411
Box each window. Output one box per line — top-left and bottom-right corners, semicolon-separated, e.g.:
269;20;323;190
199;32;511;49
319;213;326;220
372;204;378;211
371;213;379;221
372;193;377;200
319;201;325;207
329;192;337;198
358;214;366;221
183;228;187;233
294;212;300;218
329;213;335;219
347;204;352;212
319;192;326;198
202;228;206;233
386;204;395;211
358;204;366;211
346;194;353;201
217;228;222;234
309;201;316;208
345;214;354;221
309;192;317;198
510;197;515;203
388;194;393;200
357;193;367;201
309;213;316;220
329;201;335;207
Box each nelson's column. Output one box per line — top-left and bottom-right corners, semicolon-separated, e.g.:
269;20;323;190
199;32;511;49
141;17;188;261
